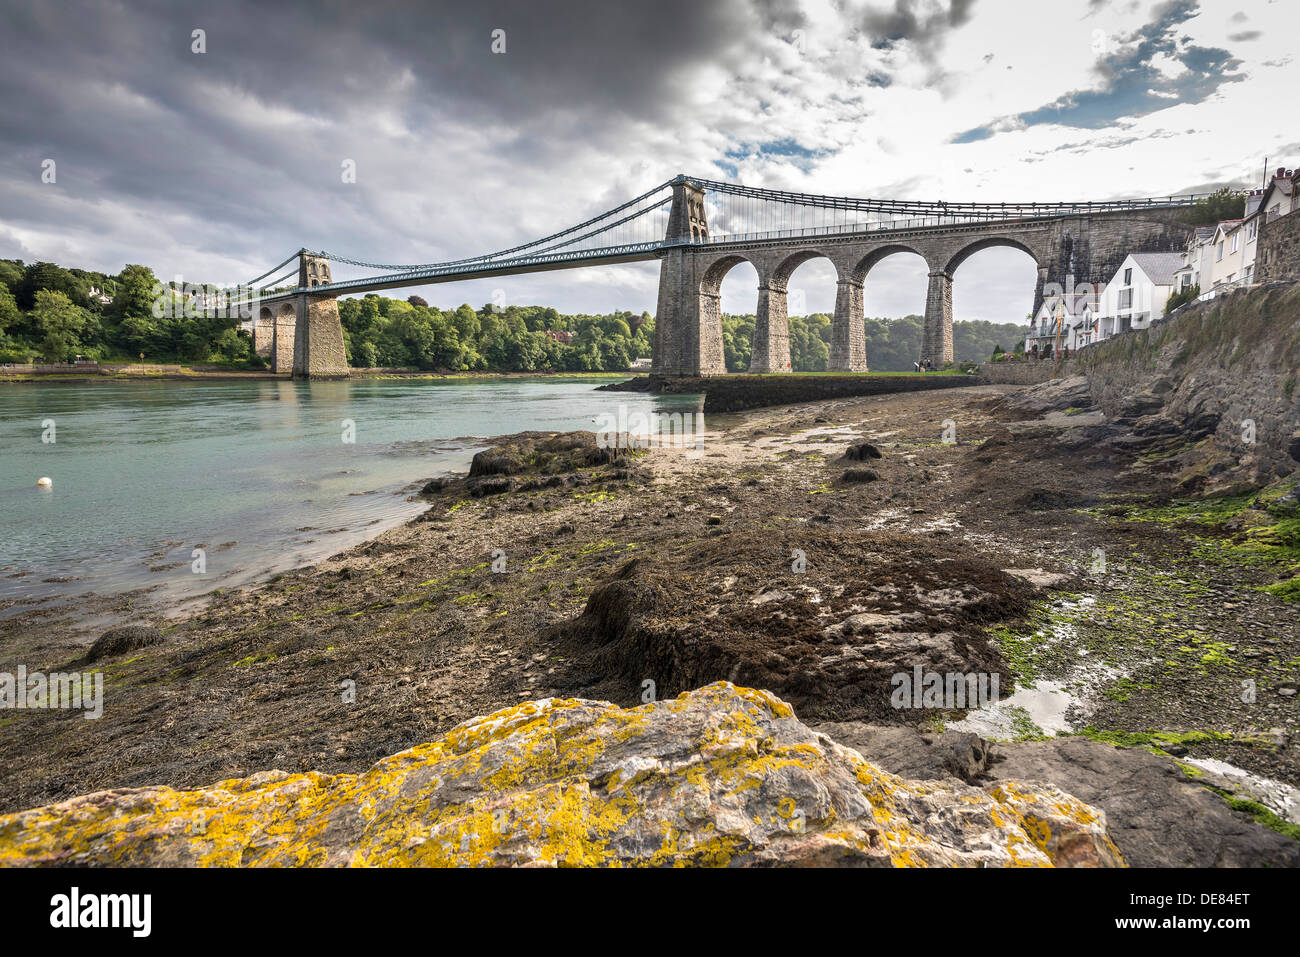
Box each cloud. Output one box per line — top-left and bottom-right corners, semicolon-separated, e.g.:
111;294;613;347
952;0;1244;139
857;0;978;61
0;0;1294;320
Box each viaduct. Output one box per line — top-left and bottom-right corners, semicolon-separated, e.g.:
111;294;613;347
242;175;1197;379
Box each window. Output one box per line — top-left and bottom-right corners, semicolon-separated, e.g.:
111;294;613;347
1231;233;1239;253
1123;268;1132;285
1118;289;1133;310
1248;221;1257;240
1217;241;1224;261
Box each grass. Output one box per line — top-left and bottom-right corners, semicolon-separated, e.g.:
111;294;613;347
1106;486;1300;603
1207;788;1300;842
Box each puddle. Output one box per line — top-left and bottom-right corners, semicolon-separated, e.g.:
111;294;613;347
947;594;1121;740
1184;757;1300;825
946;680;1080;738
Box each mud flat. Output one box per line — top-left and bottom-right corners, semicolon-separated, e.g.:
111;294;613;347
2;380;1298;865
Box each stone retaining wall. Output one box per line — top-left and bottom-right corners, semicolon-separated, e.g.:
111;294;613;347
1256;212;1300;283
606;373;980;413
976;359;1074;386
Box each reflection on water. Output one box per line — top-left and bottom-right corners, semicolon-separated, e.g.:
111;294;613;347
0;376;700;608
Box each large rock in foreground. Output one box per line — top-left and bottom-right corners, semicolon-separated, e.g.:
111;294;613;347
0;683;1122;867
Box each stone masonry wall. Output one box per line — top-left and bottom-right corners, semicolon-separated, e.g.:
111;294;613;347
1074;281;1300;486
977;359;1074;386
614;373;978;414
1255;212;1300;283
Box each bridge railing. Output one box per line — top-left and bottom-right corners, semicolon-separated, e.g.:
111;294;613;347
698;200;1202;246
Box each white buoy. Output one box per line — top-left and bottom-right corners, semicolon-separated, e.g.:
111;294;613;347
37;477;52;488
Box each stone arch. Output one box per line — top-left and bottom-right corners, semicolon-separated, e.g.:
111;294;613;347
770;248;838;289
849;243;929;286
942;236;1042;275
700;253;754;296
751;249;838;373
272;302;297;373
920;237;1043;368
255;306;274;357
698;254;758;374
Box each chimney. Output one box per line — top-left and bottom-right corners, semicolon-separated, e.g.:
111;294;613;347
1277;167;1287;180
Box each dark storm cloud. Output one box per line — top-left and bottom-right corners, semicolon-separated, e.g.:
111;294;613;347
953;0;1245;141
857;0;977;58
0;0;761;283
857;0;977;52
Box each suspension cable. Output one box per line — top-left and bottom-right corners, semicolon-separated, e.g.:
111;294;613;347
307;179;676;271
245;253;300;287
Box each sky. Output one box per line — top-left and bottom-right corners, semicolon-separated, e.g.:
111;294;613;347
1;0;1295;323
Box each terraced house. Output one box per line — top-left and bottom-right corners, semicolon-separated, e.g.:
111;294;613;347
1094;252;1185;338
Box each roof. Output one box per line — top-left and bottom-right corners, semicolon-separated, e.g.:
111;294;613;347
1129;252;1187;286
1258;176;1295;213
1036;289;1095;319
1193;225;1217;242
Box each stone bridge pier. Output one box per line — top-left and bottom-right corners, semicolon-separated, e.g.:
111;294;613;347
651;182;1191;376
259;253;350;379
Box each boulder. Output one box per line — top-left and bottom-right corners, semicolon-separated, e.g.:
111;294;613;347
0;683;1123;868
813;723;1300;868
843;442;884;461
82;625;164;663
841;468;881;484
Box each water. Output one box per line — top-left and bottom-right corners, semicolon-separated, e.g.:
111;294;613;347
0;376;700;609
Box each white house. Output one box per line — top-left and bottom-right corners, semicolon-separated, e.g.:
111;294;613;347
1202;168;1295;296
1206;218;1247;290
1173;225;1217;294
1094;252;1185;338
1025;281;1097;355
1259;167;1298;222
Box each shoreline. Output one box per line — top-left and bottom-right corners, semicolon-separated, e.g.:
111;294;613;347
2;381;1299;862
0;369;643;385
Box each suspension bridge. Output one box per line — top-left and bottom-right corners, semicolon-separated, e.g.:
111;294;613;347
239;174;1203;377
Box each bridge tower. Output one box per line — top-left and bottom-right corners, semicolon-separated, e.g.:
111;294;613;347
652;176;727;376
290;251;349;379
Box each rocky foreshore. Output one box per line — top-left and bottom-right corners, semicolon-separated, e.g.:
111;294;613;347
2;354;1299;866
0;683;1125;867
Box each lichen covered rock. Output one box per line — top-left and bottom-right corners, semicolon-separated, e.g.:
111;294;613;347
0;683;1123;867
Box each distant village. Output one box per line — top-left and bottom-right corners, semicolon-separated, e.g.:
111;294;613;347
1022;165;1298;358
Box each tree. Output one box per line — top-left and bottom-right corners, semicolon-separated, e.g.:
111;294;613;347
0;260;23;295
451;303;480;342
1178;188;1245;226
0;284;19;336
20;262;83;310
1166;284;1199;314
31;289;89;361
